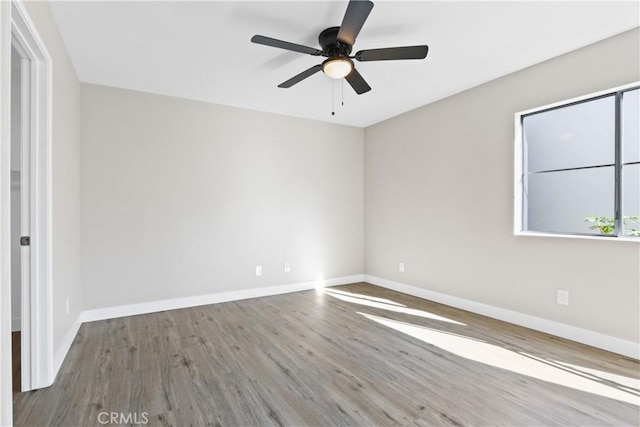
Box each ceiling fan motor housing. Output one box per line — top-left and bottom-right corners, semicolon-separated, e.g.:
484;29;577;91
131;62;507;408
319;27;352;57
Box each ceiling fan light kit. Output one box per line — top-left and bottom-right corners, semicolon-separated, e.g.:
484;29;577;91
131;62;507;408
323;58;354;79
251;0;429;96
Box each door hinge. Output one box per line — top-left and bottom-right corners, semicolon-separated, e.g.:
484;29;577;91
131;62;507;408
20;236;30;246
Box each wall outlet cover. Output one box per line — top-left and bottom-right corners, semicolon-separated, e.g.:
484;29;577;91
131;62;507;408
557;290;569;306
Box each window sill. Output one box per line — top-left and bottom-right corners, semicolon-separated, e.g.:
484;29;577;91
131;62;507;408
515;231;640;243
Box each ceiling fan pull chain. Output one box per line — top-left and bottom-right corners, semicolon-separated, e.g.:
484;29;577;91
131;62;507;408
341;79;344;106
331;79;336;116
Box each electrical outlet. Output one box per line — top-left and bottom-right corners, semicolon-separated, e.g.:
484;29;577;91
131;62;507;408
557;290;569;306
284;262;290;273
398;262;405;273
65;298;70;315
256;266;262;276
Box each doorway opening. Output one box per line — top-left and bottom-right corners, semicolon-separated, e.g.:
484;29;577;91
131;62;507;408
10;43;25;393
3;0;53;395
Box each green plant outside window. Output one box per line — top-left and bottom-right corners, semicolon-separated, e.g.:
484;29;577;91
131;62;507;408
584;215;640;236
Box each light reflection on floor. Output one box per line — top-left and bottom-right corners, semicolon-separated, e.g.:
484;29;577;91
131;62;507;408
324;289;465;325
526;354;640;393
325;288;406;307
359;312;640;406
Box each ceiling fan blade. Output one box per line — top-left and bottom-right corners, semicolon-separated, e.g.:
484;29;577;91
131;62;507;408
355;45;429;61
251;35;322;56
278;65;323;88
345;67;371;95
337;0;374;46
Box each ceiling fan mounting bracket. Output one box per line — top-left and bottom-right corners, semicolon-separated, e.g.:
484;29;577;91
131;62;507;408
319;27;352;58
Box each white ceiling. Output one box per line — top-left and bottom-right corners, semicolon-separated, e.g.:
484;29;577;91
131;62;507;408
50;1;639;128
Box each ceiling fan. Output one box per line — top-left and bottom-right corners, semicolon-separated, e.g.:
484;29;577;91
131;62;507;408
251;0;429;95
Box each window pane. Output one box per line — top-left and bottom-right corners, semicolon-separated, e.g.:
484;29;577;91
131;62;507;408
622;89;639;164
523;96;615;172
524;167;614;235
622;164;640;237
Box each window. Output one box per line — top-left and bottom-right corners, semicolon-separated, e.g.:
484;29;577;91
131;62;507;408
515;84;639;240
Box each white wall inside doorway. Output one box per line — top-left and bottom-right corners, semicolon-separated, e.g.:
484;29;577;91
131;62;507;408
10;46;21;332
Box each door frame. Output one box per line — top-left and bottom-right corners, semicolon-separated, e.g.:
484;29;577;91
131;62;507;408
0;0;53;417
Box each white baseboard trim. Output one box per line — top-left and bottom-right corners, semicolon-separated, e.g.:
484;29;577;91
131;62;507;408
11;317;20;332
49;275;363;383
80;274;365;324
52;316;82;383
364;275;639;360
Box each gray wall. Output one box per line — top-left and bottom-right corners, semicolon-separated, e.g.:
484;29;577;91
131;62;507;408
365;28;640;343
80;84;364;310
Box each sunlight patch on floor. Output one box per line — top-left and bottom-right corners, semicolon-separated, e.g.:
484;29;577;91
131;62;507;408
360;312;640;406
324;288;406;307
528;355;640;393
325;290;465;325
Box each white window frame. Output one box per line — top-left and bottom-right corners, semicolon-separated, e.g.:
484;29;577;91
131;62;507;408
514;82;640;242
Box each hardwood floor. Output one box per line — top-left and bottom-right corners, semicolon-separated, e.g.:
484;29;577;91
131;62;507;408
13;283;640;426
12;331;21;392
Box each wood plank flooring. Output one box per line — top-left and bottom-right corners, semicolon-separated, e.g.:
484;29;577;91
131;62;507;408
13;283;640;426
12;331;21;392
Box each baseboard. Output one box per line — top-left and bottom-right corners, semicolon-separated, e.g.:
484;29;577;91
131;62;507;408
49;273;638;388
49;275;363;385
80;274;365;323
11;317;20;332
52;316;82;383
364;275;639;360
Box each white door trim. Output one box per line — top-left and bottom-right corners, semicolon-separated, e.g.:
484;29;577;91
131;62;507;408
0;1;13;423
1;1;53;411
11;35;34;391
